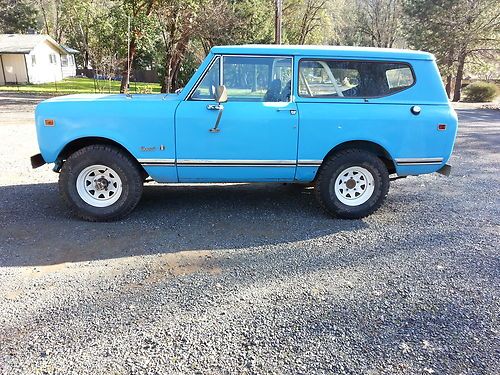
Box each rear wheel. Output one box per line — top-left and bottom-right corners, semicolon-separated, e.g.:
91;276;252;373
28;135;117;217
59;145;143;221
315;149;389;219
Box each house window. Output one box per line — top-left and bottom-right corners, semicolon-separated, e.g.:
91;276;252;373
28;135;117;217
31;55;36;66
69;55;74;66
49;54;57;64
61;55;68;67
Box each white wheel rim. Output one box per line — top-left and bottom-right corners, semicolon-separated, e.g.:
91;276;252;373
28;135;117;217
76;164;123;207
333;166;375;206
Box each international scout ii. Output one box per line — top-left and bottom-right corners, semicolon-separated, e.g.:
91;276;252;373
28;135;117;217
32;45;458;221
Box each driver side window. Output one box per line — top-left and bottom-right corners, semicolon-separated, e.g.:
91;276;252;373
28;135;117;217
222;56;292;102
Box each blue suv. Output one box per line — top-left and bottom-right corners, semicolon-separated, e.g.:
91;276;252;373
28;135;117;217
32;45;458;221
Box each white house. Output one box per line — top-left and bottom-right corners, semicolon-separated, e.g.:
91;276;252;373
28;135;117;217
0;34;77;85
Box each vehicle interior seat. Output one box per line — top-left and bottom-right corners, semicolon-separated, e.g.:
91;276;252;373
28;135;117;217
264;79;282;102
280;80;291;102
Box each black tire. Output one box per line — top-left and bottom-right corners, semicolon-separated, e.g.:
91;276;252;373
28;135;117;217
314;149;390;219
59;145;143;221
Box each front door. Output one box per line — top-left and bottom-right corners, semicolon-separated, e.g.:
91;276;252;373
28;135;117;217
175;55;298;182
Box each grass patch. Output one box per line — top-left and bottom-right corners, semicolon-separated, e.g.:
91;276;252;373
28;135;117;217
0;77;161;94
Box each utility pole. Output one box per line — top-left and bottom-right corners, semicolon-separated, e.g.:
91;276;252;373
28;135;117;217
126;15;131;92
275;0;282;45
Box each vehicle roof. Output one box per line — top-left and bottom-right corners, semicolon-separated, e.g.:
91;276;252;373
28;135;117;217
211;45;434;61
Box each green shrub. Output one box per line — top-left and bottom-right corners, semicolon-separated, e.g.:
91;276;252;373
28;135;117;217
463;81;498;102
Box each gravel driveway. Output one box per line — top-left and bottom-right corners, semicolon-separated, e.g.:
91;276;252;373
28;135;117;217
0;94;499;374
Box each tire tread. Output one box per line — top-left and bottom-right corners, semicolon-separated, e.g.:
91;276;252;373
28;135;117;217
314;149;389;219
59;145;143;221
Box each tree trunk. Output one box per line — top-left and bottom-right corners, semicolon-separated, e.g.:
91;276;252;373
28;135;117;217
161;53;173;93
162;54;183;93
161;36;190;93
170;61;183;92
443;48;455;99
452;51;467;102
445;75;453;98
83;50;90;70
39;2;50;36
120;36;137;93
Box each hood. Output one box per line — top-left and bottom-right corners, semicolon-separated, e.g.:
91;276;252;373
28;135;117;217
41;93;180;104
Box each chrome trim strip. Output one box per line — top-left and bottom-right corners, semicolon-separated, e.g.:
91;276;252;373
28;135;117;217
138;158;175;164
395;157;443;165
297;160;322;166
220;55;224;86
141;164;176;167
219;53;297;59
178;159;296;166
396;162;443;165
140;157;444;168
139;159;326;167
179;164;294;168
395;157;443;163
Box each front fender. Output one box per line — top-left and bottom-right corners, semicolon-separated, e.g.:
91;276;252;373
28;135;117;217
35;95;179;165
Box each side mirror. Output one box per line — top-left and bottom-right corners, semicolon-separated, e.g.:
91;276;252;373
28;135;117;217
215;85;228;103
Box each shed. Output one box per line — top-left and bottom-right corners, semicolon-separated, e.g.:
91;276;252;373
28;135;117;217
0;34;77;85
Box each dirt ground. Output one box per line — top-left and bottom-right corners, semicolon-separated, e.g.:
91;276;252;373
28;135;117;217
1;93;499;375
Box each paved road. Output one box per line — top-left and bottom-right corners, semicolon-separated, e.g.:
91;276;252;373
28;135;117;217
0;94;499;374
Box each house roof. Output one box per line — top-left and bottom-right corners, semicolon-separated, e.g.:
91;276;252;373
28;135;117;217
211;44;434;61
0;34;68;54
61;44;79;54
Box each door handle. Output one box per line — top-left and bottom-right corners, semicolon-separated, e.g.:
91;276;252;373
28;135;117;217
207;104;224;111
276;108;297;115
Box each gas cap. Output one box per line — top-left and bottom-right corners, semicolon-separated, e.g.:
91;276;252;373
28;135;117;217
411;105;421;115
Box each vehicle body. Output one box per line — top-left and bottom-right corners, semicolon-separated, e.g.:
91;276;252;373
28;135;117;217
32;45;458;221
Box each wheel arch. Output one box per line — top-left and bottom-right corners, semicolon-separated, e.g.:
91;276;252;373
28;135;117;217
56;136;148;178
322;140;396;174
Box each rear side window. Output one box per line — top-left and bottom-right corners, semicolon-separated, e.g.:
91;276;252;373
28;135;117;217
386;66;414;89
298;59;414;98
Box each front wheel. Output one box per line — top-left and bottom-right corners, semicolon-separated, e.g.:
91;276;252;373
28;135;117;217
315;149;390;219
59;145;143;221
